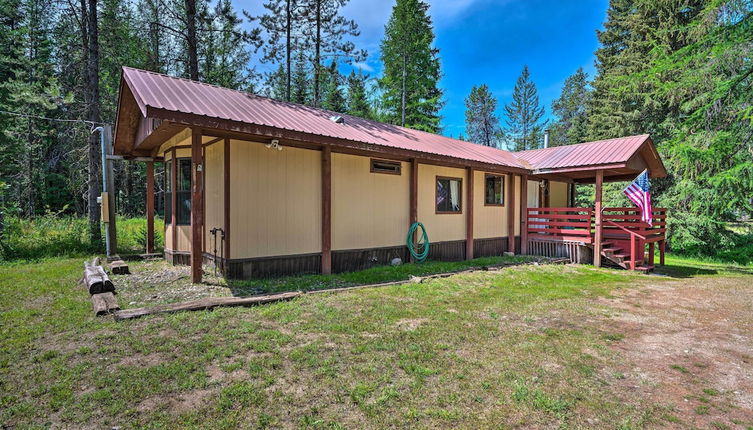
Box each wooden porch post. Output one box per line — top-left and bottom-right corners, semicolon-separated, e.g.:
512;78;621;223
171;147;177;255
146;161;155;254
321;145;332;274
594;169;604;267
409;159;418;262
520;174;528;254
223;137;231;272
190;128;204;283
466;167;474;260
507;174;516;253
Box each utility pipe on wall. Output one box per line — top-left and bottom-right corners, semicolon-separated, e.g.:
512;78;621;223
93;125;117;258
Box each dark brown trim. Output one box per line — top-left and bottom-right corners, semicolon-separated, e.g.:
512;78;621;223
202;144;206;254
410;159;418;226
137;115;531;176
171;147;177;250
223;137;231;262
202;136;223;148
321;145;332;274
435;175;463;214
466;167;474;260
369;158;402;175
146;161;155;253
483;173;505;206
190;127;204;283
520;174;528;254
507;174;516;253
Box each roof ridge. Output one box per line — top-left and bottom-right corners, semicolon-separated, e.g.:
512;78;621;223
512;134;650;155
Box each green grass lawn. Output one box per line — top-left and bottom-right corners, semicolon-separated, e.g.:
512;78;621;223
0;255;747;428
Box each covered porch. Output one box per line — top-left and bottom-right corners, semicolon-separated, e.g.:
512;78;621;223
517;135;668;271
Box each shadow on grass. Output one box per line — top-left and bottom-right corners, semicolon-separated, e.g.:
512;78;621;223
224;255;542;297
654;264;718;278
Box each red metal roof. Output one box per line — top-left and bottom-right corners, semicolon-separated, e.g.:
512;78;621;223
119;67;663;176
122;67;525;169
515;135;651;170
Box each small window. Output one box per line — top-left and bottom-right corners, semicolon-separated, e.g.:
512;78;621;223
370;159;401;175
165;158;192;226
485;174;505;206
436;176;462;213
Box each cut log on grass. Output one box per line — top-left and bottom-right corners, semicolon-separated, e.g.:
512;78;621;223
91;292;120;316
83;259;115;295
110;260;130;275
112;291;302;321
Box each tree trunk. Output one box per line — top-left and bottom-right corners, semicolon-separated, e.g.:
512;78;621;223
286;0;291;101
85;0;102;246
401;56;406;127
313;0;321;106
147;0;160;71
185;0;198;80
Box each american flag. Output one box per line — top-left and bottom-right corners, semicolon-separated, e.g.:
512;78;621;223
624;169;653;226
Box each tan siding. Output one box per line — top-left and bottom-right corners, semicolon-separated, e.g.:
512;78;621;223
230;140;321;258
473;171;508;239
203;140;225;254
417;164;466;242
175;225;191;251
549;181;568;208
332;153;409;250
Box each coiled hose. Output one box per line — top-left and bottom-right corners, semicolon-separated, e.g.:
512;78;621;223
406;222;429;262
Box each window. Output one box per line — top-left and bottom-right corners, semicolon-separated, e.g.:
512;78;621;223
436;176;462;213
484;174;505;206
370;159;401;175
164;158;192;225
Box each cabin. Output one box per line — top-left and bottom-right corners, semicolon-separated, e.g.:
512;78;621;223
113;67;668;283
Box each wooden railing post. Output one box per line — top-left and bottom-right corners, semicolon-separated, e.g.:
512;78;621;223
629;235;636;270
593;170;604;267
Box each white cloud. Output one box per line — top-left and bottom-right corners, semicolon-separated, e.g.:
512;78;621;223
353;62;375;72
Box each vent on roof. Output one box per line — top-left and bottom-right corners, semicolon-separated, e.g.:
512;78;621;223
329;115;344;124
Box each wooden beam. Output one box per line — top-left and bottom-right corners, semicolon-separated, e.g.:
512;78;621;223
409;159;418;262
146;161;155;253
466;167;474;260
507;174;516;253
223;137;231;268
520;175;528;254
113;292;302;321
171;147;177;253
321;145;332;274
594;169;604;267
191;128;204;283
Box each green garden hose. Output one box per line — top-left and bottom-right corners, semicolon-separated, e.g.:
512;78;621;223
407;222;430;262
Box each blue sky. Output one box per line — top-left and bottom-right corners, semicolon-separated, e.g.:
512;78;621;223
241;0;609;138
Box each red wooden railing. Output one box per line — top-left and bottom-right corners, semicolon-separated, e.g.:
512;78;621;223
526;207;667;269
526;207;594;243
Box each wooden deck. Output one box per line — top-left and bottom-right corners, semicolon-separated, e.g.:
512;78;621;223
526;207;667;271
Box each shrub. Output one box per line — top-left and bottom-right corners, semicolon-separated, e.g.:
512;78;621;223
0;215;164;261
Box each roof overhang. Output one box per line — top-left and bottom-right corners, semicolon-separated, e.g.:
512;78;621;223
529;137;667;183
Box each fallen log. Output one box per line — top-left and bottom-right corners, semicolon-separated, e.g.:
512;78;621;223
83;259;115;295
112;291;302;321
91;292;120;316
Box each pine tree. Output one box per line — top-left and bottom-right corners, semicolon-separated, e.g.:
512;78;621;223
550;67;590;146
291;48;309;104
464;84;501;147
379;0;443;133
266;64;288;100
503;65;547;151
346;70;370;119
322;61;346;112
299;0;366;107
252;0;303;101
202;0;259;91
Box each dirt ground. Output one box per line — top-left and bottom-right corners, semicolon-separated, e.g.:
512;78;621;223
597;274;753;428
